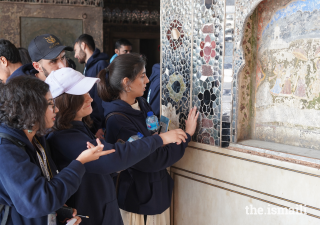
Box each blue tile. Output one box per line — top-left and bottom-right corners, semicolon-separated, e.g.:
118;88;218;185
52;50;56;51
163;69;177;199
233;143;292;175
224;63;232;69
225;42;234;56
226;0;235;6
224;56;233;64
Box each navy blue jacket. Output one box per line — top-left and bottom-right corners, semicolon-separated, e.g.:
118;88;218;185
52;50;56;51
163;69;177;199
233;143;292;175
84;49;109;131
0;124;85;225
147;63;160;117
104;97;191;215
46;121;163;225
7;63;37;83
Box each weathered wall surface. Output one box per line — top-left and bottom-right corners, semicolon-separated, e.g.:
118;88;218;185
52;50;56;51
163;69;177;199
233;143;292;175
0;2;103;71
171;143;320;225
253;0;320;149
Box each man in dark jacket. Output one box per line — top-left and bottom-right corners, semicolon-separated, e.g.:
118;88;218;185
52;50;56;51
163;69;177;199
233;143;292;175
146;63;160;117
0;39;22;83
8;34;71;82
109;38;132;63
74;34;109;138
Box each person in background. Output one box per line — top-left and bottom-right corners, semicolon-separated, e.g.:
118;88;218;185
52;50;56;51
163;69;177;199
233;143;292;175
8;34;71;82
17;47;32;65
45;67;187;225
66;57;77;70
0;75;114;225
146;63;160;117
74;34;108;138
0;39;22;83
109;38;132;63
98;53;199;225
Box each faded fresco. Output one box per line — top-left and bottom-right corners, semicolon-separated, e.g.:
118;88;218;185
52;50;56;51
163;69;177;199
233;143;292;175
254;0;320;149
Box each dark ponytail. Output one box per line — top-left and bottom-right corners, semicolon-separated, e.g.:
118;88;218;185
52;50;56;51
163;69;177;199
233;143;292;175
97;53;146;102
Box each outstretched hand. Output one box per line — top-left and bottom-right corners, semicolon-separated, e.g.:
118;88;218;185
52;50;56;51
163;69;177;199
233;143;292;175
65;208;81;225
185;106;199;136
76;138;115;164
159;129;187;145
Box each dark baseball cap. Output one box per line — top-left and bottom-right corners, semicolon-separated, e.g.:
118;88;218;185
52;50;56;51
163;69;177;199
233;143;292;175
28;34;73;62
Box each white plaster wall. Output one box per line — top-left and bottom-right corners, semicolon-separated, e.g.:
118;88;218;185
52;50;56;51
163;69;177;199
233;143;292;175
171;143;320;224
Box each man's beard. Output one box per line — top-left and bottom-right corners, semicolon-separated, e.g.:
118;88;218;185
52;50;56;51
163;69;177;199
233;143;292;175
42;66;50;77
78;49;86;64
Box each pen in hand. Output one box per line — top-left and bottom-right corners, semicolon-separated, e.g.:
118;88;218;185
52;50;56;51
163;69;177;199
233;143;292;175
77;215;89;218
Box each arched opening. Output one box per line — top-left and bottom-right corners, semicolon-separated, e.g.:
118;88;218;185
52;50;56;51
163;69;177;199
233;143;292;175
236;0;320;150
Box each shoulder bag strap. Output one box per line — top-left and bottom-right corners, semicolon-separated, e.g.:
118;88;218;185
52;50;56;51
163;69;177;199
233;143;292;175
0;133;26;150
0;133;24;225
0;205;9;225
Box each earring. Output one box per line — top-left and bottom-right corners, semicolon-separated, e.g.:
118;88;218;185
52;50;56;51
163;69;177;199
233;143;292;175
125;86;131;92
28;130;32;134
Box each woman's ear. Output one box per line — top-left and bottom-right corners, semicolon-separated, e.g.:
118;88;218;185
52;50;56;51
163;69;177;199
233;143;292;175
122;77;130;87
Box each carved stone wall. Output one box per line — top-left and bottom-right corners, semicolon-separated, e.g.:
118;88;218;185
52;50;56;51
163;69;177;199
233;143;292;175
0;2;103;72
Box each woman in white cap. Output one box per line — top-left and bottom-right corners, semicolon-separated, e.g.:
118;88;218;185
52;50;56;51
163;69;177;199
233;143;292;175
45;67;188;225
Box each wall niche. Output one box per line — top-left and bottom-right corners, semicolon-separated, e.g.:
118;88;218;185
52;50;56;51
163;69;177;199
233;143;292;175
237;0;320;150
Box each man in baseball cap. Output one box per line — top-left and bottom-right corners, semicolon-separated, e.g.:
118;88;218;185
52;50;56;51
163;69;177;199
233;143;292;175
29;34;73;81
9;34;72;82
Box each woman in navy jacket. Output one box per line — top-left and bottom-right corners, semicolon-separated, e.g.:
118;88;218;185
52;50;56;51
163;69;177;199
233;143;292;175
45;67;187;225
97;53;199;225
0;76;111;225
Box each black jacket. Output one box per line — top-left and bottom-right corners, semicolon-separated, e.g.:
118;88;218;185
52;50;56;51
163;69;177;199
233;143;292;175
84;49;109;131
47;121;164;224
104;97;191;215
0;124;85;225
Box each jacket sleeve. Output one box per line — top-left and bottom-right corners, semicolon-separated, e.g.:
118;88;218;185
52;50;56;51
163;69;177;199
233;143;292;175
0;143;85;218
47;129;164;175
93;60;110;128
108;115;191;172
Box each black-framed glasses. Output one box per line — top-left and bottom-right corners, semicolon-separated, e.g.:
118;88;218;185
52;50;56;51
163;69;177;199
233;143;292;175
47;99;56;112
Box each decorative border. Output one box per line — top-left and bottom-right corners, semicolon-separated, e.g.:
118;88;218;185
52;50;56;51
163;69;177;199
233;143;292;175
189;145;320;178
171;166;320;211
232;0;266;143
171;172;320;222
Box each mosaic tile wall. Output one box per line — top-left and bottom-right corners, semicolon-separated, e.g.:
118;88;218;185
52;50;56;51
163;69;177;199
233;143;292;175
160;0;264;147
161;0;193;131
192;0;225;146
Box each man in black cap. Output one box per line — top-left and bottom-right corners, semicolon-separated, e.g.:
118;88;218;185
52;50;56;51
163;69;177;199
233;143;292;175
8;34;72;82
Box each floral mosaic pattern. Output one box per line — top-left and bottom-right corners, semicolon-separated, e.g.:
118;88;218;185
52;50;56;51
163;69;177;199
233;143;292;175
192;0;225;146
166;20;185;50
200;35;216;63
161;0;192;130
160;0;265;147
166;73;187;102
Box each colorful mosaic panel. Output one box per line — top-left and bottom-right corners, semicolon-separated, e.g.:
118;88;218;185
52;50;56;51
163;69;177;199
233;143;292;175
161;0;193;130
191;0;225;146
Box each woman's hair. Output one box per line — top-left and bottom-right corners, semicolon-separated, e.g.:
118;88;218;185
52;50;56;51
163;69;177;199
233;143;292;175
97;53;146;102
53;93;92;130
0;76;50;135
17;47;32;65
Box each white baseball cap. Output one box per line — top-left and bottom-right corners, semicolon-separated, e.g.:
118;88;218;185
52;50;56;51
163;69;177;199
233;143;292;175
45;67;100;98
